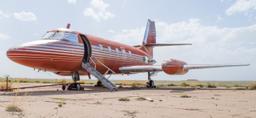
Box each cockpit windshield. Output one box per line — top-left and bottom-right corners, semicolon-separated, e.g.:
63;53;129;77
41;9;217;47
42;31;78;42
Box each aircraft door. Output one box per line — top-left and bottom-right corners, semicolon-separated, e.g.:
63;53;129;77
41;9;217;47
80;34;92;63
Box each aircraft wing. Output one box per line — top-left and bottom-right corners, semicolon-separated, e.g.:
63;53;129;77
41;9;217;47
133;43;192;47
144;43;192;47
183;64;250;70
119;64;249;74
119;65;162;73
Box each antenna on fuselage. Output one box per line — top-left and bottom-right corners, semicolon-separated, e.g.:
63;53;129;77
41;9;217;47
66;23;71;29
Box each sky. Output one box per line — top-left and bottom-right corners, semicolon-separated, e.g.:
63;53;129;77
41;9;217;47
0;0;255;81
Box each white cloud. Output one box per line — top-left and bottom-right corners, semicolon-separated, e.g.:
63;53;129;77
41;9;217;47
13;11;37;22
0;10;37;22
84;0;114;22
226;0;256;15
0;10;10;19
67;0;77;4
109;28;144;45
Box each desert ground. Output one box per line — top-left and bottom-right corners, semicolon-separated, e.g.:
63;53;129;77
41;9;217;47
0;80;256;118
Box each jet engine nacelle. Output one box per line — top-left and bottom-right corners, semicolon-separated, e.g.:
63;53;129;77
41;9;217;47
162;59;188;75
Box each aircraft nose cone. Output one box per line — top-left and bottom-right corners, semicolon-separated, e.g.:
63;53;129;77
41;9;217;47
6;40;58;64
6;46;38;67
6;47;20;61
6;40;49;67
6;40;84;71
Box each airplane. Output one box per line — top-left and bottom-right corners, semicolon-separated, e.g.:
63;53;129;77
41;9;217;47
6;19;249;91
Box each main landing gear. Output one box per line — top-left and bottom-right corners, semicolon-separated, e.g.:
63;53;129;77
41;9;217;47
146;72;156;88
95;80;103;87
62;72;84;91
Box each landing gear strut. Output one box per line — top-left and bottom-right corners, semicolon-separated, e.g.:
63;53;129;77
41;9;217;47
62;72;84;91
146;72;156;88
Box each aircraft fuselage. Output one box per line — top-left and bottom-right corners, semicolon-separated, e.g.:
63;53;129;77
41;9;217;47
7;29;150;76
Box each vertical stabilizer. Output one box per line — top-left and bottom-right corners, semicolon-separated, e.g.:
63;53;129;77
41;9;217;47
142;19;156;58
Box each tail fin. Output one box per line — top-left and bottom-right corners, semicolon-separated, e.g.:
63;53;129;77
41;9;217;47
138;19;191;59
143;19;156;45
142;19;156;58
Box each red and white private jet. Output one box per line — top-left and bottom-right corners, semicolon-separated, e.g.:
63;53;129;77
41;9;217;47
7;19;249;91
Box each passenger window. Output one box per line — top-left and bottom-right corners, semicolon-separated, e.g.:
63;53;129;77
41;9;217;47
99;44;103;50
122;49;126;53
128;51;132;55
115;48;119;53
108;46;112;51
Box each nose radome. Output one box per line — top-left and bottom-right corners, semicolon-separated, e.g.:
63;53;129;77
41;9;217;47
6;39;83;71
6;40;57;67
7;40;59;60
6;48;11;59
7;40;63;62
7;46;44;70
7;47;19;61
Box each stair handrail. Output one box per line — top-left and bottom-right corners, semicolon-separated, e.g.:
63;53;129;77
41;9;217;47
91;56;116;74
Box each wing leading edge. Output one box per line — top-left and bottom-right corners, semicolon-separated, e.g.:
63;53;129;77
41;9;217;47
119;64;249;74
119;65;162;73
184;64;250;70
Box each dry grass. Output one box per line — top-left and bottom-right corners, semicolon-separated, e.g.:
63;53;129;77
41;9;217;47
57;80;67;84
6;104;22;112
53;98;66;108
167;83;176;86
180;94;191;98
195;84;204;88
136;97;147;101
50;97;66;107
0;82;12;91
248;84;256;90
130;82;144;88
118;97;130;102
0;78;255;89
122;110;137;118
58;101;66;108
115;80;146;86
207;84;217;88
180;82;190;87
118;84;124;88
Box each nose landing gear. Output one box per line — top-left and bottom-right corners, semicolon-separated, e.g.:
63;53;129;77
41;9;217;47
62;72;84;91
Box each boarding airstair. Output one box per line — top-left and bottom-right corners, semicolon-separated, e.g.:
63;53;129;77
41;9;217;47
82;62;117;91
